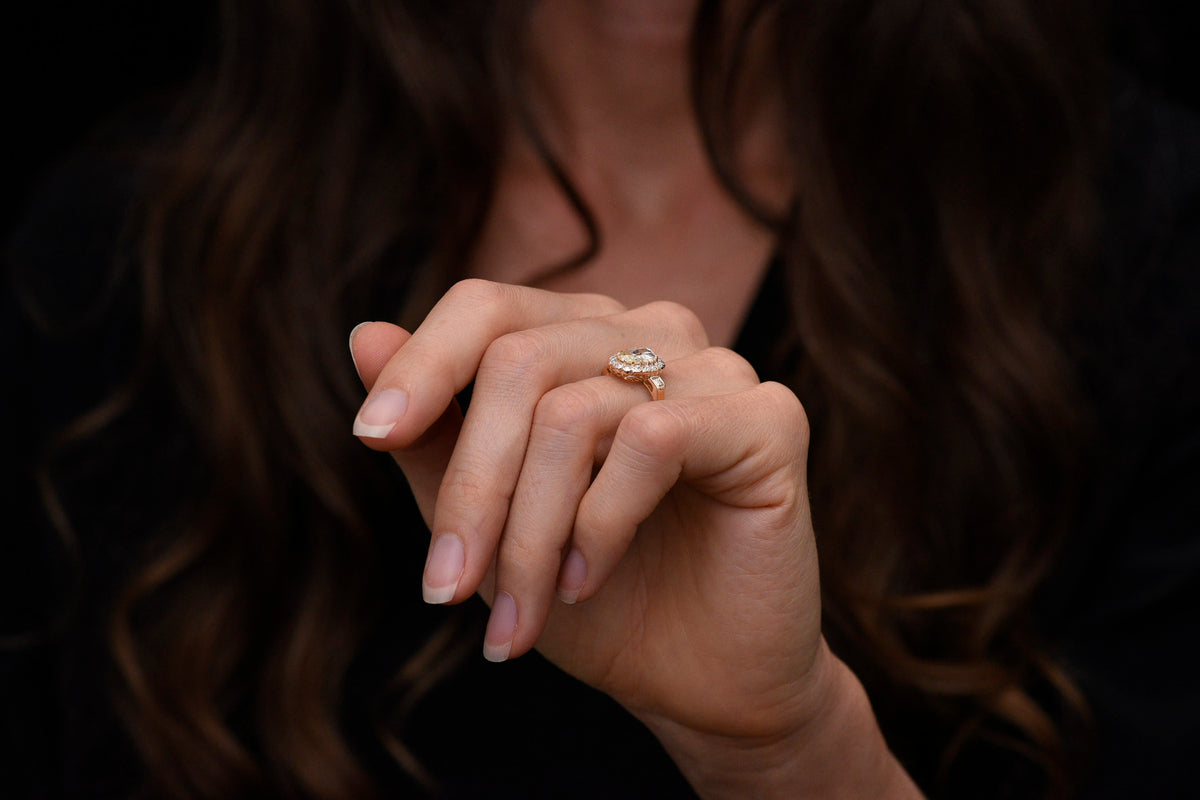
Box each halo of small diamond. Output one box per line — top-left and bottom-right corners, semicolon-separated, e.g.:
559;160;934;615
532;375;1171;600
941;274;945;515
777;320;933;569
607;347;665;380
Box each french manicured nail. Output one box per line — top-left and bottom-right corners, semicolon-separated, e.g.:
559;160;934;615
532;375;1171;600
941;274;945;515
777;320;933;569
348;321;372;379
353;389;408;438
483;591;517;663
557;547;587;605
422;534;465;605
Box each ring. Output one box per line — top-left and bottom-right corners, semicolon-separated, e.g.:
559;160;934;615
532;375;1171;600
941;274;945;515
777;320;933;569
605;347;666;400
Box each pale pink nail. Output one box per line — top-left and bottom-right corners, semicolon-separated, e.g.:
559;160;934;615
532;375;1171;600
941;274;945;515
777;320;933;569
557;548;587;605
422;534;465;605
483;591;517;663
353;389;408;438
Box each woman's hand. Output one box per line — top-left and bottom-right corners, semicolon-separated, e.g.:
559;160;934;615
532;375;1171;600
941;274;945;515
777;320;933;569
349;280;920;798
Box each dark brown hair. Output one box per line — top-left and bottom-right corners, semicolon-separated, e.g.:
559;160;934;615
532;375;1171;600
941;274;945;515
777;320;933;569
754;2;1105;793
43;0;1107;797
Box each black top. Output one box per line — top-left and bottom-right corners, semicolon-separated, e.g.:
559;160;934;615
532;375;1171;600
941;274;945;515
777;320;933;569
3;78;1199;799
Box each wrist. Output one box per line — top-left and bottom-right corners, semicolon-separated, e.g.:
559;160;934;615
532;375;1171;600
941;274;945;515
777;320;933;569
641;640;923;800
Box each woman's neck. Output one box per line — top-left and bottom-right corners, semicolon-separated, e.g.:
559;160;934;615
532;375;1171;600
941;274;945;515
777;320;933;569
470;0;786;347
525;0;699;168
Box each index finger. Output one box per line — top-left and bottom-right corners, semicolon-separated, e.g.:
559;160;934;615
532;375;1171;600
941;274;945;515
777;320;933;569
352;279;623;450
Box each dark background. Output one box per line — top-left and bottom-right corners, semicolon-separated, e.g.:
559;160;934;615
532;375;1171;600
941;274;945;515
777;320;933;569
4;1;1199;246
5;2;214;244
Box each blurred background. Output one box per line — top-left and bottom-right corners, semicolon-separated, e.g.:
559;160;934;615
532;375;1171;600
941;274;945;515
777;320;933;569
5;1;1199;248
5;1;213;245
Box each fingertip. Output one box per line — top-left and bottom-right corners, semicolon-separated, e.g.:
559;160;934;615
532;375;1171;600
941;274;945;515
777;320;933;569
483;591;518;663
348;321;373;380
348;321;411;390
350;322;418;447
556;547;588;605
422;533;466;605
353;388;409;440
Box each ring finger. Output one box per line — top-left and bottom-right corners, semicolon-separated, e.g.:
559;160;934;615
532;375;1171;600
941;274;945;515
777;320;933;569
422;302;708;607
482;346;760;662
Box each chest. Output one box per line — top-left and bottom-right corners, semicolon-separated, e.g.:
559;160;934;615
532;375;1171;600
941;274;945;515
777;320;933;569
467;166;776;348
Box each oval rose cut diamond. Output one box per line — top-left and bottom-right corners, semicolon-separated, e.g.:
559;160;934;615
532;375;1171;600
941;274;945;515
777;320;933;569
608;347;665;380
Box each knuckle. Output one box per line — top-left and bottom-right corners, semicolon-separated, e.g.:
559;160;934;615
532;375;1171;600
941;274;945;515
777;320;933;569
533;384;602;439
497;529;544;571
642;300;708;347
617;402;686;464
439;464;495;511
576;292;626;316
701;346;760;385
758;381;811;445
481;329;547;377
442;279;522;339
446;277;508;308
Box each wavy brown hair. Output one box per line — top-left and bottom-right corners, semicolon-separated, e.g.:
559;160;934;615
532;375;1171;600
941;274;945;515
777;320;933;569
750;2;1105;794
40;0;1107;797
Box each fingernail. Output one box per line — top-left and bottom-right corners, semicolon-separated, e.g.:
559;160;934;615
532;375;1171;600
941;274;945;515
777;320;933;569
353;389;408;438
557;547;587;604
422;534;465;604
348;321;372;379
483;591;517;663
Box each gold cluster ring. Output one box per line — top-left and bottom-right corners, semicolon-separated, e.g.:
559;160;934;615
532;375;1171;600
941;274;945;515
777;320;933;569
605;347;666;401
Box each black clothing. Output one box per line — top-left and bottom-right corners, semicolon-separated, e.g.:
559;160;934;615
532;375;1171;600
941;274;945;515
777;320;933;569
3;80;1200;798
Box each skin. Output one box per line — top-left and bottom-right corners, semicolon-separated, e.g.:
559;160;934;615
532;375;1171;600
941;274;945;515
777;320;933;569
469;0;789;346
350;1;925;796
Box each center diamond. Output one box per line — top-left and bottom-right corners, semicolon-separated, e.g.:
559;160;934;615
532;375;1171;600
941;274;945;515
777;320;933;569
608;347;666;379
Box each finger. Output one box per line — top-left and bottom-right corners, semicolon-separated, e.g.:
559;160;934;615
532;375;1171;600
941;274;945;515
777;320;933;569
350;321;465;528
349;320;411;390
352;279;623;450
485;348;759;661
569;381;810;606
429;303;708;615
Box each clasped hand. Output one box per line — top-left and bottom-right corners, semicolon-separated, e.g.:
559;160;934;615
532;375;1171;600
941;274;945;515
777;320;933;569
350;279;826;750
